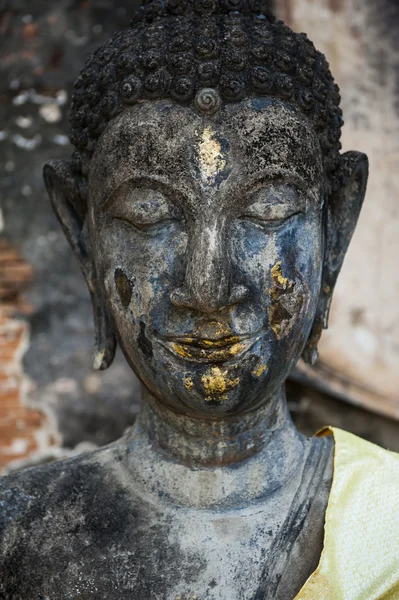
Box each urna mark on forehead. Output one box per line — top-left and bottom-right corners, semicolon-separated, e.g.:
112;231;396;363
89;99;325;206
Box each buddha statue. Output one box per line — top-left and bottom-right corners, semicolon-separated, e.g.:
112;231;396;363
2;2;399;599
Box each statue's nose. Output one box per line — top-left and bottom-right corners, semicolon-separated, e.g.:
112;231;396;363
170;221;248;313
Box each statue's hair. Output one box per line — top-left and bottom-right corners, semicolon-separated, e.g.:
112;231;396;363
70;0;344;191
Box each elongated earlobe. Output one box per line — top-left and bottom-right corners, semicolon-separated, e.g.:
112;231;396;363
91;289;117;371
43;159;116;370
302;151;369;365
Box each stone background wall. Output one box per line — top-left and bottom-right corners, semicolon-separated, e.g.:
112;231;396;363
1;0;398;472
287;0;399;423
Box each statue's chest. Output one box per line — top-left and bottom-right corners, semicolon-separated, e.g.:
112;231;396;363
158;505;279;600
3;482;315;600
32;499;287;599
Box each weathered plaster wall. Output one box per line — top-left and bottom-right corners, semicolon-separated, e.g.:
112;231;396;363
278;0;399;419
0;238;60;469
0;0;143;471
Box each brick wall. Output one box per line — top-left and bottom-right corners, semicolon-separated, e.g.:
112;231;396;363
0;238;58;471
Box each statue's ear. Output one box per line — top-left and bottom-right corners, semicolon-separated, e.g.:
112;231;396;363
302;151;369;365
43;159;116;370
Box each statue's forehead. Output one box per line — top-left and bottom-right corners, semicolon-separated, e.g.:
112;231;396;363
90;99;323;204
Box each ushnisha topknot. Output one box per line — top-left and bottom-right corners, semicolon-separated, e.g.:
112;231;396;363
70;0;344;191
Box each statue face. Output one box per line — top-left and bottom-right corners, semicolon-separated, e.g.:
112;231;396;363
88;98;326;416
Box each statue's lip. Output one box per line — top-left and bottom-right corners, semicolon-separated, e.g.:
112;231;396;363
160;333;254;348
158;332;262;363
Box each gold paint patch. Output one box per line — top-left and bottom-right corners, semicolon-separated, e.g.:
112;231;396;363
197;126;226;180
201;366;239;401
252;364;267;378
172;341;245;361
183;377;194;391
172;343;193;359
200;336;240;348
268;261;298;340
271;262;289;287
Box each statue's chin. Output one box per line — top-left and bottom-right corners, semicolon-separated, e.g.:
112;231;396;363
122;319;290;415
139;359;274;418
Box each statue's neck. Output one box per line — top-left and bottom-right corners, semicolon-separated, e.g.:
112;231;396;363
136;385;299;467
123;386;307;507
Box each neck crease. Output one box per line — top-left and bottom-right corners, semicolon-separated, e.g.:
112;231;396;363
123;386;307;508
137;385;298;467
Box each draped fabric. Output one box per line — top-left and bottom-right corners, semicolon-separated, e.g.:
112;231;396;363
295;427;399;600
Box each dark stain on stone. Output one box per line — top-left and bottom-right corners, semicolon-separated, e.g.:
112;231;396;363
114;268;133;309
252;97;274;111
206;399;222;407
366;0;399;115
328;0;344;12
137;320;153;358
350;307;365;326
0;448;206;598
269;303;293;327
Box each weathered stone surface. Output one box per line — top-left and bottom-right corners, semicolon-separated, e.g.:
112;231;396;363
0;419;333;599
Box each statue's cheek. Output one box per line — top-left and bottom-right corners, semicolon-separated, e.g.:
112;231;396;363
266;261;306;341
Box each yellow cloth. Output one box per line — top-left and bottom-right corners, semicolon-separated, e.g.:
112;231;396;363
295;427;399;600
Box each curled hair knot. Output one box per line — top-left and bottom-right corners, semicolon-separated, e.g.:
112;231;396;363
195;87;222;114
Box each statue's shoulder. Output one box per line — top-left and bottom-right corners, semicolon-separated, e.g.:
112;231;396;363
0;441;147;598
0;441;126;542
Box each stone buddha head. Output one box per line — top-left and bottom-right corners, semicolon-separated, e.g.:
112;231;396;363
44;0;368;421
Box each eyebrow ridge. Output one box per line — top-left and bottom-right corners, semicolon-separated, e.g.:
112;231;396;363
231;169;319;205
102;173;191;211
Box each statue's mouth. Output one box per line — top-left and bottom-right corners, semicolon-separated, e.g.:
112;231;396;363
159;332;261;363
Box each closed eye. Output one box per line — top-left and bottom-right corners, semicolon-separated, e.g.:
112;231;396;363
111;188;182;231
240;184;306;227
